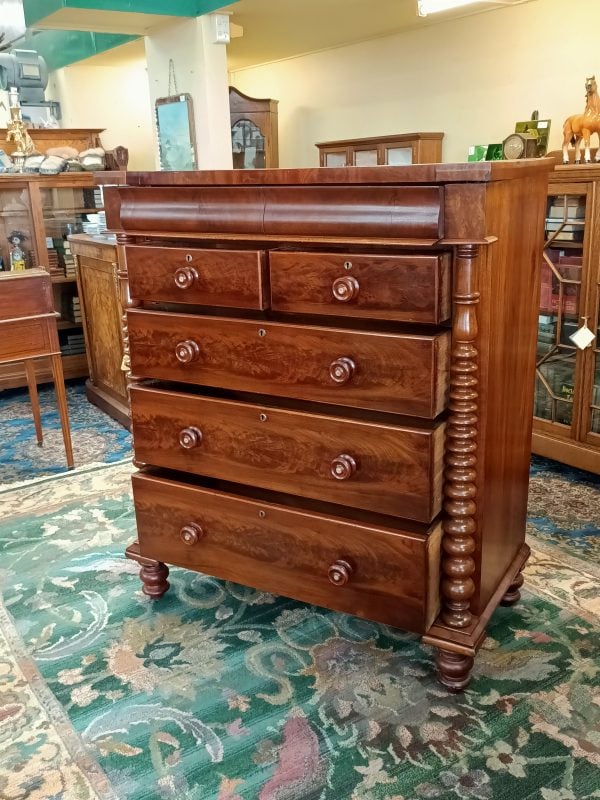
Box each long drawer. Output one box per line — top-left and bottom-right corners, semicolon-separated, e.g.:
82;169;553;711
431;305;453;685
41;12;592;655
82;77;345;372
130;386;444;523
125;245;268;309
132;472;442;633
127;310;449;418
270;250;451;323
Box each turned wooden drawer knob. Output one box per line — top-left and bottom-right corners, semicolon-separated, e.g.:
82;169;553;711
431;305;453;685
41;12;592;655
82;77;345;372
179;426;203;449
332;275;359;303
180;522;204;546
175;339;200;364
330;453;358;480
174;266;198;289
329;356;355;384
328;559;353;586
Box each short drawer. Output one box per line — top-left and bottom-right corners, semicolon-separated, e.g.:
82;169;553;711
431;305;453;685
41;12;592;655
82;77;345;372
132;472;442;633
0;270;54;320
269;251;451;323
125;245;268;309
127;310;449;418
130;386;444;524
0;319;52;362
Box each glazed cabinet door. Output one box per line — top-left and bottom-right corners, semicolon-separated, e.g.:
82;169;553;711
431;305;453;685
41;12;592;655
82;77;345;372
533;187;591;445
582;187;600;454
532;181;600;472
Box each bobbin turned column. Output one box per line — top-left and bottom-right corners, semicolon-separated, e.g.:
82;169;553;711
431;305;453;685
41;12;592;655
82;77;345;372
436;242;480;690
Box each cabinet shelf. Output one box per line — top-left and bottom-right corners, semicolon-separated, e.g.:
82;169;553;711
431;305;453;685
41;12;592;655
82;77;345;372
43;208;104;216
57;319;81;330
544;240;584;249
51;275;77;284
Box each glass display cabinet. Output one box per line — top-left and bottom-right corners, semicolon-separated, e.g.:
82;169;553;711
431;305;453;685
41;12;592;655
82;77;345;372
315;132;444;167
229;87;279;169
532;164;600;473
0;173;103;389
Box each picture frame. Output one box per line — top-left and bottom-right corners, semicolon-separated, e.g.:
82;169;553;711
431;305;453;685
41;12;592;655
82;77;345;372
155;93;197;171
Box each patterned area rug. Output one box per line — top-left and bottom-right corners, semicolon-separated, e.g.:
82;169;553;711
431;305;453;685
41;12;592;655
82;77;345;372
0;382;131;487
529;456;600;563
0;462;598;800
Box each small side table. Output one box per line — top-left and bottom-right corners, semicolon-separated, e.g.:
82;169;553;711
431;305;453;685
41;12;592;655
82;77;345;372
0;269;74;468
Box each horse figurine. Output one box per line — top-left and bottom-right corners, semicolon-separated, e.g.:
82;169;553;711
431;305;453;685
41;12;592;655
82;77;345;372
562;75;600;164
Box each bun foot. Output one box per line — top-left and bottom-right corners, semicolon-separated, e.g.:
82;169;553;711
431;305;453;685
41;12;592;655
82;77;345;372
500;570;524;607
139;561;170;598
125;541;170;599
435;649;474;692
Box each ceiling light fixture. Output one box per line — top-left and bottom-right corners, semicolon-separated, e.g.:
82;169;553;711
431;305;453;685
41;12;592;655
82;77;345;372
418;0;488;16
417;0;530;16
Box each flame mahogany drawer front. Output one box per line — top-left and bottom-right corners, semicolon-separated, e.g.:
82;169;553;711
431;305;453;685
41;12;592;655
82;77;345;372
125;245;268;309
132;472;442;633
130;385;444;524
127;310;449;418
269;251;451;323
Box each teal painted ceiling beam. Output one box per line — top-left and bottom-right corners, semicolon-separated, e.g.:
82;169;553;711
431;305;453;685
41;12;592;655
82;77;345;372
24;0;228;28
15;29;137;71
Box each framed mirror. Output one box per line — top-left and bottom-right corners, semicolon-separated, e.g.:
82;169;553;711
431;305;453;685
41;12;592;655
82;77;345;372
155;94;197;171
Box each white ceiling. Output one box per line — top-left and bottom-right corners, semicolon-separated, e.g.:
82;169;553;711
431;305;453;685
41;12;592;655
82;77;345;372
78;0;537;71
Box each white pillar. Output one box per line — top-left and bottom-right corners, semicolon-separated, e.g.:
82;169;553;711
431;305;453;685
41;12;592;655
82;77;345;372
144;15;232;170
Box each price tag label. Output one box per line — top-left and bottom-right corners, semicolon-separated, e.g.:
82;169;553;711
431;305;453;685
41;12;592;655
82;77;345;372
569;322;596;350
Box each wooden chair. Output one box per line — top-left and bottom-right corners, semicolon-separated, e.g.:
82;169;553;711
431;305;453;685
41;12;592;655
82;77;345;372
0;269;74;467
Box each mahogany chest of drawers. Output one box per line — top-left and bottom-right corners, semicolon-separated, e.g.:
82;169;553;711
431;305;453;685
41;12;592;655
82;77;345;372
104;161;552;690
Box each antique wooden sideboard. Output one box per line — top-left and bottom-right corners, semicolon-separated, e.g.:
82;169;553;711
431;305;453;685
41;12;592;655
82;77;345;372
103;160;552;690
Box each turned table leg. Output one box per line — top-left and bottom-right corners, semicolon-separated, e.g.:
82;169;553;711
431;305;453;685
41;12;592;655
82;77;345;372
500;569;525;606
125;542;170;599
435;649;474;692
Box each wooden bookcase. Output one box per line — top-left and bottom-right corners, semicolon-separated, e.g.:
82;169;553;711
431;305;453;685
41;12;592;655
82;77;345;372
532;163;600;473
0;173;103;389
316;132;444;167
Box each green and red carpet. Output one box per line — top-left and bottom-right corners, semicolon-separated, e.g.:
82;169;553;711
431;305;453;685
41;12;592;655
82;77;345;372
0;387;598;799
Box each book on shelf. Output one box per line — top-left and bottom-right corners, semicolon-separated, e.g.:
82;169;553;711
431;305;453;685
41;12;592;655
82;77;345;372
537;332;557;344
547;202;585;219
545;221;583;231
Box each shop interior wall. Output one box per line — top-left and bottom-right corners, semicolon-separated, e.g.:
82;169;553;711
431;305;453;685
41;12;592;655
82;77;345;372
47;58;154;171
230;0;600;167
44;0;600;170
